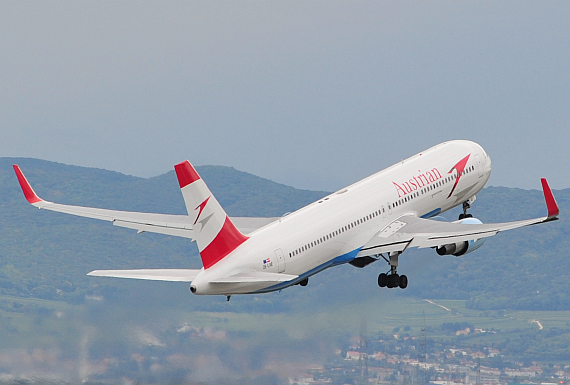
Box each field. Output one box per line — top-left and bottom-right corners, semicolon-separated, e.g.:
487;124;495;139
1;290;566;346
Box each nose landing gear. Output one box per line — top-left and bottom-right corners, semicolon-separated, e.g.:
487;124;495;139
458;198;475;220
377;252;407;289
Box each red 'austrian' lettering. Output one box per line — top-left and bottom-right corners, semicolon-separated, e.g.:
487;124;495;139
392;168;442;198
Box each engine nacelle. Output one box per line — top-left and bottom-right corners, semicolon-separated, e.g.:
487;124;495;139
436;241;468;256
435;217;486;257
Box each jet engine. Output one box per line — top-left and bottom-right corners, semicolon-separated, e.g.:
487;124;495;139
436;241;468;256
435;217;486;257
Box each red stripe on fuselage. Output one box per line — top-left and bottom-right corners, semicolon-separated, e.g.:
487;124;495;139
200;216;249;269
174;161;201;188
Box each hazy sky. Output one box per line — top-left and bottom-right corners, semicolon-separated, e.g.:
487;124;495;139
1;2;569;191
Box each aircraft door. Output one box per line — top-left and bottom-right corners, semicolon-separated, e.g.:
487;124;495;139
475;154;483;177
274;248;286;273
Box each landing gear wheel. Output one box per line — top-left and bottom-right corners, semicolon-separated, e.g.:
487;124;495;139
378;252;406;289
399;275;408;289
299;278;309;287
388;274;400;288
458;213;466;220
378;273;388;288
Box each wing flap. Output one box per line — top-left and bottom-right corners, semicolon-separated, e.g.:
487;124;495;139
87;269;201;282
358;239;412;255
113;219;194;238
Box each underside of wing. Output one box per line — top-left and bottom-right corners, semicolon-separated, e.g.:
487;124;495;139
358;215;555;257
358;178;559;258
87;269;201;282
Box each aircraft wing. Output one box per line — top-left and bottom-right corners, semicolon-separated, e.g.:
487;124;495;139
13;165;277;238
87;268;201;282
357;178;559;257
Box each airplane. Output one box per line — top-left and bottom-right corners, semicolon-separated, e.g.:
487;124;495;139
13;140;559;300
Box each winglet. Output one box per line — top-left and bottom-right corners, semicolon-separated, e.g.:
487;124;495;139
13;165;43;205
541;178;559;218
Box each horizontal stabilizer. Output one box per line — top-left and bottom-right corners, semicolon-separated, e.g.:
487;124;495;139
87;269;201;282
210;271;298;284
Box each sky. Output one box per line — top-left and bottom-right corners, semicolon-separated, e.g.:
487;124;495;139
1;2;569;192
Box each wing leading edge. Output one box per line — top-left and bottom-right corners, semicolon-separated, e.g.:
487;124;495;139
357;178;559;257
87;269;201;282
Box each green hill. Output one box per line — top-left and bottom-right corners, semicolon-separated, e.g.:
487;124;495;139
409;185;570;311
0;157;568;312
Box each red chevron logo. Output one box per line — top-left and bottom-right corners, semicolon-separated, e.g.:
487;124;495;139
447;154;471;198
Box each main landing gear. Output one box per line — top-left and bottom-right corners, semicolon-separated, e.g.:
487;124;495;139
377;252;407;289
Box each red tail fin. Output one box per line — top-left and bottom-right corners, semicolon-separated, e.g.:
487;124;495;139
174;161;248;269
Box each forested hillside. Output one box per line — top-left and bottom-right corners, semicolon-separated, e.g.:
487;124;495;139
0;158;568;312
408;184;570;310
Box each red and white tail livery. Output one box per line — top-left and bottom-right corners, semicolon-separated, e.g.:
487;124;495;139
174;161;248;269
13;140;560;299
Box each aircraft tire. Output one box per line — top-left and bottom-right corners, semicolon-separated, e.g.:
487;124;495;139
299;278;309;287
387;274;394;289
378;273;388;287
399;275;408;289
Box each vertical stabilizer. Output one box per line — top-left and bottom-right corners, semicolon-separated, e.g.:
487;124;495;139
174;161;248;269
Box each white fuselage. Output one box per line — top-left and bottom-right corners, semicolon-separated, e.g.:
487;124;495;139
190;140;492;295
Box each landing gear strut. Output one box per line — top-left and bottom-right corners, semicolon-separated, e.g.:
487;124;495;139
458;198;475;220
377;252;407;289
